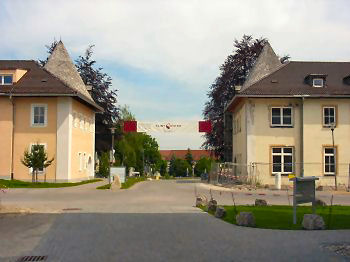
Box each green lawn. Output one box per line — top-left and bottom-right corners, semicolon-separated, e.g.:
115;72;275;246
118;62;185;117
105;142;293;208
0;179;102;188
97;176;146;190
202;205;350;230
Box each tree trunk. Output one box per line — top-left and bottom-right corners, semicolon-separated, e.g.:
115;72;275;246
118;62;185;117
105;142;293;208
35;169;38;183
44;171;46;183
32;170;35;183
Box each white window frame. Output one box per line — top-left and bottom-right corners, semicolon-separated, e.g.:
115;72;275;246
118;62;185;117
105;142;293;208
313;78;324;87
0;74;13;85
272;147;294;175
31;104;48;127
73;112;78;128
324;147;336;175
28;143;47;174
271;107;293;127
323;106;336;127
79;114;84;129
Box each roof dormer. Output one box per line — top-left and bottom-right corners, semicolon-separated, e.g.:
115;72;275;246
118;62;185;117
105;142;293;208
305;73;327;87
0;69;27;85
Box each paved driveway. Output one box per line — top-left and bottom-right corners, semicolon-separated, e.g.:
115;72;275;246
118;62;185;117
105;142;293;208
1;180;350;262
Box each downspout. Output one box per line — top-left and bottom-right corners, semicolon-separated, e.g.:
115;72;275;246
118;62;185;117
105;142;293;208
300;97;304;177
10;95;15;180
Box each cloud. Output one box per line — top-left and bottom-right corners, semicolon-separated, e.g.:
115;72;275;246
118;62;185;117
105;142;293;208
1;0;349;149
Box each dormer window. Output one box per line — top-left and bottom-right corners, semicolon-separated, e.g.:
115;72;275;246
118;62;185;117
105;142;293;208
0;75;13;85
313;78;324;87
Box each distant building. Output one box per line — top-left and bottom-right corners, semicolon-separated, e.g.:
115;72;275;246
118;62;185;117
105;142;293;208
0;41;102;182
159;150;213;162
225;42;350;187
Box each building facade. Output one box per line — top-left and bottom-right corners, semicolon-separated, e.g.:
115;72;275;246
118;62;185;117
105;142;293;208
0;41;102;182
226;43;350;188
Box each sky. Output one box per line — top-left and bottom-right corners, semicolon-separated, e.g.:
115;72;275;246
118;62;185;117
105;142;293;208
1;0;350;149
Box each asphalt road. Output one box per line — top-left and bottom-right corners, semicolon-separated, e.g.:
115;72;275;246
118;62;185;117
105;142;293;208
1;179;350;262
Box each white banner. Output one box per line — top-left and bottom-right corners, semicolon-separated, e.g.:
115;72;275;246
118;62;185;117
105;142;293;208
137;121;198;133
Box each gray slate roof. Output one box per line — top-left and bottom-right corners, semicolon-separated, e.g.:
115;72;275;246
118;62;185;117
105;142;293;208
44;41;94;102
242;42;282;90
239;61;350;97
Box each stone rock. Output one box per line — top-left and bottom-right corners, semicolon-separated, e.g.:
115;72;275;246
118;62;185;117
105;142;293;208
147;178;153;181
110;176;121;190
255;199;267;206
195;195;207;207
315;198;327;206
302;214;325;230
236;212;256;227
208;199;217;212
215;206;226;218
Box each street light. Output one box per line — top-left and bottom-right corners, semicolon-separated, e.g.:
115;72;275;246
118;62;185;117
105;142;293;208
109;127;116;184
330;122;337;190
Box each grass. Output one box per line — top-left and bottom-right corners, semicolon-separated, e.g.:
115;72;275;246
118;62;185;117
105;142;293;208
0;178;102;188
97;176;146;190
96;183;111;190
201;205;350;230
121;176;146;189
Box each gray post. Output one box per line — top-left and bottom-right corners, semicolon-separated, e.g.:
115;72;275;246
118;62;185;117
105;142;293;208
293;178;297;224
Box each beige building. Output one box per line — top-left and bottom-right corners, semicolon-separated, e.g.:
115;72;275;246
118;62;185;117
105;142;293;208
0;41;102;182
225;43;350;188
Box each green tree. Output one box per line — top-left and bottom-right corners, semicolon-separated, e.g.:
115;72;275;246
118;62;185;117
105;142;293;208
172;158;191;177
98;152;110;178
21;144;54;182
194;157;213;177
158;159;167;176
185;148;194;166
169;155;176;176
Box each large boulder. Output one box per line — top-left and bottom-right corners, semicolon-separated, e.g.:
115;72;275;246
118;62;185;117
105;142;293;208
236;212;256;227
110;175;121;190
208;199;217;213
215;206;226;218
195;195;208;207
302;214;325;230
255;199;267;206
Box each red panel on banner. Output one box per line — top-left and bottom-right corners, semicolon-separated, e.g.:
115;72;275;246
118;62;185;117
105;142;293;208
198;120;212;133
123;121;137;132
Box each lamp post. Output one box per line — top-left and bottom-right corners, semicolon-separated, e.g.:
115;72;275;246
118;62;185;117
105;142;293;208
330;122;337;190
109;127;116;184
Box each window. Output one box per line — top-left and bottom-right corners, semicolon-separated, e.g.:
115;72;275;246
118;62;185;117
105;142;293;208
272;147;293;174
324;147;336;175
31;104;47;127
83;153;86;170
271;107;292;126
323;107;336;127
313;78;324;87
0;75;13;85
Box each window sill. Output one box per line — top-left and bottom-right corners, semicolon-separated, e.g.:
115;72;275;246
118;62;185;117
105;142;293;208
271;173;292;176
31;124;47;128
270;126;294;128
323;174;336;176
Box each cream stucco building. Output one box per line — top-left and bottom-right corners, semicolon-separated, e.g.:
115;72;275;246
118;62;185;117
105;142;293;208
225;43;350;188
0;41;102;182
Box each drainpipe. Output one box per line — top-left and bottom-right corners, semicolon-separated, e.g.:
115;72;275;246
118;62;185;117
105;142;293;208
10;95;15;180
300;97;304;177
294;95;309;177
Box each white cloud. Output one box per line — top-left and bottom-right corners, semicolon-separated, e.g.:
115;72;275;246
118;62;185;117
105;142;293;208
1;0;349;87
1;0;349;149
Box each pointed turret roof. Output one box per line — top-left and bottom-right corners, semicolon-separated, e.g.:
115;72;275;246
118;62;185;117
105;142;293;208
44;41;93;101
242;42;282;90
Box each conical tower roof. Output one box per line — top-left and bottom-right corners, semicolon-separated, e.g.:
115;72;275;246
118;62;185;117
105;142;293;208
242;42;282;90
44;41;93;101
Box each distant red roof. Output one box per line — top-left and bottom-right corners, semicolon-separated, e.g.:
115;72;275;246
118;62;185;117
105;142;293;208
159;150;214;161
